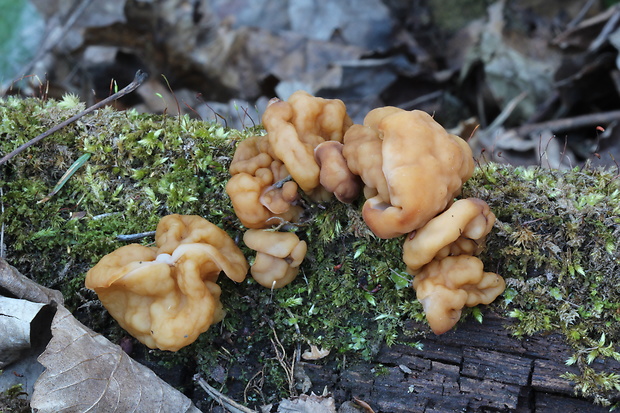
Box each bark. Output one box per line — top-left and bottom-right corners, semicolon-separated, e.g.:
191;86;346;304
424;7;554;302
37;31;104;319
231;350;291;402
302;311;619;412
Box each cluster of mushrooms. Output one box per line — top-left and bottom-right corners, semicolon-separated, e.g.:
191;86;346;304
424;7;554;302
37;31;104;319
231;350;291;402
85;91;505;352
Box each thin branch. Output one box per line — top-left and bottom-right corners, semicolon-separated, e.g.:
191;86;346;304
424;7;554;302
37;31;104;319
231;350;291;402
566;0;599;30
486;92;528;132
116;230;156;242
196;377;257;413
515;110;620;137
0;70;148;166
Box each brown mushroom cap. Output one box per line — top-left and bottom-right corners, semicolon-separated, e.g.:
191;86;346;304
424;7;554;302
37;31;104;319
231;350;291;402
85;215;249;351
227;136;302;228
314;140;362;203
262;98;320;193
85;243;226;351
258;160;300;214
342;123;388;200
403;198;496;274
260;179;299;214
229;135;276;176
363;110;475;239
262;90;352;194
413;255;506;335
226;170;303;229
243;229;308;289
155;214;248;282
362;106;404;129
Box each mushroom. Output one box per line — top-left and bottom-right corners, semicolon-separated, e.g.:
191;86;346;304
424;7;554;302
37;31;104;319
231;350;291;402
85;214;249;351
314;141;362;203
262;90;352;196
342;119;388;201
228;135;276;177
413;255;506;335
403;198;496;274
154;215;250;280
258;161;300;214
362;105;405;129
243;229;307;289
361;109;475;239
226;135;303;228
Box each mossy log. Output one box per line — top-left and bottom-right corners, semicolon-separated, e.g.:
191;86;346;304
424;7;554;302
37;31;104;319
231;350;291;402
310;314;619;412
1;96;619;411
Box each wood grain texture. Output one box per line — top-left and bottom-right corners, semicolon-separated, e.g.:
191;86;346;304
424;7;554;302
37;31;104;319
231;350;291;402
303;311;620;412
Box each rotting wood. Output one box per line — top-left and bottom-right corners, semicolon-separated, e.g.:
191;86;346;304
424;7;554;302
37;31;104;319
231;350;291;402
302;311;619;412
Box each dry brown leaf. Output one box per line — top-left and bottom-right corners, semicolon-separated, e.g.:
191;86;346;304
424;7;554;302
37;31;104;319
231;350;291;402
301;345;330;361
0;257;200;412
0;297;51;368
461;1;559;123
0;258;63;305
31;305;200;413
276;393;336;413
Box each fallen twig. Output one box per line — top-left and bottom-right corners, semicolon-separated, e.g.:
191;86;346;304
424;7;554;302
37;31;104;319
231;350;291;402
270;325;298;397
515;109;620;136
0;70;148;166
196;377;257;413
116;230;156;242
565;0;599;30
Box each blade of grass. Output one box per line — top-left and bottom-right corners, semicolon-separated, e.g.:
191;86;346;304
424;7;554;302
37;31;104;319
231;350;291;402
38;153;91;204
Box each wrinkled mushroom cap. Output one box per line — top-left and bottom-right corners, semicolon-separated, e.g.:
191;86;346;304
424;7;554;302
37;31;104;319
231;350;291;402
258;160;300;215
342;123;388;201
227;135;302;228
362;106;404;129
262;90;352;194
362;110;475;239
155;214;248;282
413;255;505;335
243;229;307;289
229;135;276;176
226;172;302;229
314;141;362;203
85;215;249;351
403;198;496;274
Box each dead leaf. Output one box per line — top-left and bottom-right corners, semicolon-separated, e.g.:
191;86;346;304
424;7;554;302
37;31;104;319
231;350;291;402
301;345;330;361
31;305;201;412
0;258;59;399
276;393;336;413
0;297;52;368
0;258;63;305
1;259;199;411
461;0;559;123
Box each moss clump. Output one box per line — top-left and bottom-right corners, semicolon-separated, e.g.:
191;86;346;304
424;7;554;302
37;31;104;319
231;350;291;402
465;162;620;407
1;95;242;299
2;96;620;407
0;383;30;413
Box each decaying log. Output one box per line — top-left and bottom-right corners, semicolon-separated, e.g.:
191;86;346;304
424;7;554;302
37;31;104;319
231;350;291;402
302;311;619;412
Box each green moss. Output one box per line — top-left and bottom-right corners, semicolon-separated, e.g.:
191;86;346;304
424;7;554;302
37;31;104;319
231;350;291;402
2;96;620;407
465;162;620;407
0;383;29;413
